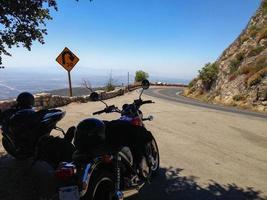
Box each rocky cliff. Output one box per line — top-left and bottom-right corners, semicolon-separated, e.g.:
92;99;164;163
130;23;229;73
185;0;267;112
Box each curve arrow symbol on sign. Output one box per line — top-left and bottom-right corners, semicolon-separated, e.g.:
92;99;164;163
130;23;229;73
62;50;75;65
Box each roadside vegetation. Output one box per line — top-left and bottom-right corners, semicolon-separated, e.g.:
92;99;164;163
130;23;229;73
135;70;149;82
233;94;246;101
188;78;198;88
229;53;245;74
105;72;116;92
247;46;265;57
262;0;267;15
198;62;219;90
247;67;267;86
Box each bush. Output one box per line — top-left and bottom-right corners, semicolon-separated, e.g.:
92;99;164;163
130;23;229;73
239;35;249;44
247;67;267;87
255;56;267;71
239;65;250;75
233;94;246;101
256;28;267;43
248;25;259;38
135;70;149;82
229;59;240;73
188;78;198;88
240;56;267;75
229;53;244;74
247;46;265;57
198;62;219;90
262;0;267;15
236;52;245;61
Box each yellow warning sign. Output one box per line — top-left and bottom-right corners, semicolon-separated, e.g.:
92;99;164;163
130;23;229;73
56;47;79;71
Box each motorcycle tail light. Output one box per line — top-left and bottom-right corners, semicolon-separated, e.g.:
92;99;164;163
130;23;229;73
55;163;76;180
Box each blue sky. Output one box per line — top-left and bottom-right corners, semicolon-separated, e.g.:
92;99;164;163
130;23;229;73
2;0;262;80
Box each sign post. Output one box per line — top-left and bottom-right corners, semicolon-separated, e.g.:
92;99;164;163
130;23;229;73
67;71;73;97
56;47;79;97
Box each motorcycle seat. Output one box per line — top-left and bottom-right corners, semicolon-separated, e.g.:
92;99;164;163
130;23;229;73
72;144;113;163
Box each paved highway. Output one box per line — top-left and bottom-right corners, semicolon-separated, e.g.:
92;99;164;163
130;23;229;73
0;89;267;200
145;87;267;119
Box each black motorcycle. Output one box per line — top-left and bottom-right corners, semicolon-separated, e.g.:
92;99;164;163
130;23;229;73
55;79;160;200
0;108;74;161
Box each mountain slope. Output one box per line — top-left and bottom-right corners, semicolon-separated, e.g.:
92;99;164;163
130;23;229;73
185;0;267;112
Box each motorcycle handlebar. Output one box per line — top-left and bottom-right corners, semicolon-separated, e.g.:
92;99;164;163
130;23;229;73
142;100;155;104
92;105;120;115
93;110;106;115
134;99;155;107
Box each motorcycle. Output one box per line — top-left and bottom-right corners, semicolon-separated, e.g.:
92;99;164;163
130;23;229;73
56;79;160;200
0;108;75;161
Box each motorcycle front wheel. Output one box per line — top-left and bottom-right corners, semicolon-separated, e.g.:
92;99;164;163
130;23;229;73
148;137;160;176
82;170;116;200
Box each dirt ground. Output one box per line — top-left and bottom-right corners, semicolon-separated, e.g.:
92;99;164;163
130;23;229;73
0;90;267;200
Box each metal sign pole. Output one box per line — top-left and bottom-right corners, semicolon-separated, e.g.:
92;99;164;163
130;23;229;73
68;71;73;97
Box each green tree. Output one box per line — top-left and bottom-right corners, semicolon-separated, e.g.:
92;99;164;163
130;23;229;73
198;62;218;90
0;0;91;65
135;70;149;82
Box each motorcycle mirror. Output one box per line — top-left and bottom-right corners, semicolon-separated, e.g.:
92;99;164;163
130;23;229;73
90;92;109;107
148;115;154;121
141;79;150;90
90;92;100;101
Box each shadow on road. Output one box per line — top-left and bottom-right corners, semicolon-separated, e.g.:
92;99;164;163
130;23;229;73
130;167;266;200
0;155;266;200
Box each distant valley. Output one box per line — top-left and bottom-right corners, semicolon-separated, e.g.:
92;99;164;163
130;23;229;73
0;69;188;100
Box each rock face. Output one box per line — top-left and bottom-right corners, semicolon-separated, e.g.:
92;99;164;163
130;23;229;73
186;0;267;112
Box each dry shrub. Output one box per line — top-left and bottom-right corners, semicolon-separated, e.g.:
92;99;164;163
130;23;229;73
247;67;267;86
247;25;259;38
239;35;249;44
188;78;198;88
229;73;237;81
233;94;246;101
263;0;267;15
240;55;267;75
256;28;267;43
239;65;250;75
247;46;265;57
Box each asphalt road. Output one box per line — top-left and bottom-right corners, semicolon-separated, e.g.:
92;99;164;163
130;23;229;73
144;87;267;119
0;89;267;200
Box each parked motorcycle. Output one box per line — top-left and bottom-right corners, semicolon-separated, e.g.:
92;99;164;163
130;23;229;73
56;79;160;200
0;108;74;161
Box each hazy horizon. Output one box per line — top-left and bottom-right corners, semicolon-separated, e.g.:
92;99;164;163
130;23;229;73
0;68;188;100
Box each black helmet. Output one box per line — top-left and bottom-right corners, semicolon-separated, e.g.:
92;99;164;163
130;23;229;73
16;92;35;109
74;118;105;152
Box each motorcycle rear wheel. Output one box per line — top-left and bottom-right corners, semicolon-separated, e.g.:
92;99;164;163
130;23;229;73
82;170;116;200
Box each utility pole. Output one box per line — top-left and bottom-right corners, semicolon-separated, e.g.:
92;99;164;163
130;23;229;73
127;72;130;91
